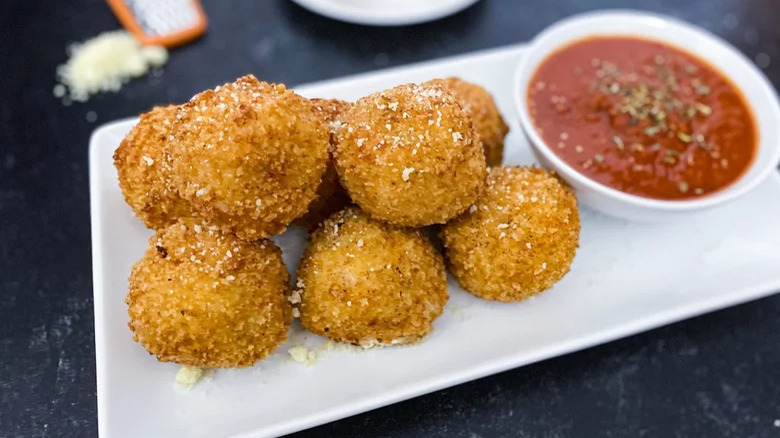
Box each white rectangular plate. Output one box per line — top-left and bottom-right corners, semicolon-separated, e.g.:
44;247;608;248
90;44;780;438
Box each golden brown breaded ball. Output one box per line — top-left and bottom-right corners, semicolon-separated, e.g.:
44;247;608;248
334;81;487;227
311;98;352;132
113;105;193;229
441;166;580;302
126;219;292;368
169;75;330;240
436;77;509;167
294;98;353;230
295;207;448;346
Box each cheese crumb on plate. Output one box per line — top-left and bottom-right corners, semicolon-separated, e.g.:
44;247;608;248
288;346;317;366
175;365;213;390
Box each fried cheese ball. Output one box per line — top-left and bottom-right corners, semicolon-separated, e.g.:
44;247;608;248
437;77;509;167
169;75;330;240
114;105;193;229
294;98;352;230
126;219;292;368
442;166;580;302
295;207;448;346
334;81;486;227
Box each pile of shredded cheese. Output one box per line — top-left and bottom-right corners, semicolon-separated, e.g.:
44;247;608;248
55;30;168;103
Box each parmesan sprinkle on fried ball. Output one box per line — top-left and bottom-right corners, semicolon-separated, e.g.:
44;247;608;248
294;98;353;230
169;75;330;240
435;77;509;167
334;81;487;227
114;105;193;229
126;219;292;368
442;166;580;302
296;207;448;347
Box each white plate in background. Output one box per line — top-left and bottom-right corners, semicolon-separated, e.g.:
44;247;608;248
90;44;780;438
289;0;481;26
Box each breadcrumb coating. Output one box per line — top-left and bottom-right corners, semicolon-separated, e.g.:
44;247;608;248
294;98;353;230
113;105;193;229
437;77;509;167
334;81;486;227
296;207;448;346
442;166;580;302
169;75;329;240
126;219;292;367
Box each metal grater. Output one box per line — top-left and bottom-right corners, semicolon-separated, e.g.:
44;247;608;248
125;0;199;36
108;0;207;47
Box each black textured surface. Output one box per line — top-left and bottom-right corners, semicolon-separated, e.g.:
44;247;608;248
1;1;779;437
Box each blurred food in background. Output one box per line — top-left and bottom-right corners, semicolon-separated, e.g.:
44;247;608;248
55;0;207;103
55;31;168;103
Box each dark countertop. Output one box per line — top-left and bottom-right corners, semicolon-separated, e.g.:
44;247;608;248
1;1;778;437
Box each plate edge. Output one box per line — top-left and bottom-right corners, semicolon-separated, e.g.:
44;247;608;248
89;127;112;438
235;278;780;438
293;43;527;93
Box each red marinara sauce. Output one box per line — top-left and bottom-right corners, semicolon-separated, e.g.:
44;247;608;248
527;36;757;200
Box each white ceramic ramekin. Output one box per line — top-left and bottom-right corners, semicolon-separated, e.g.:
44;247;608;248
514;10;780;221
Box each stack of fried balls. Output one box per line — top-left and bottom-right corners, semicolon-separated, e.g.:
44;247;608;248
115;74;580;368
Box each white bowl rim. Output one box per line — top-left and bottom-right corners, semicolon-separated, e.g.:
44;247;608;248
289;0;481;26
513;9;780;212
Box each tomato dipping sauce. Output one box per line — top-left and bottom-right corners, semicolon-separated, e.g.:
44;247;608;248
528;36;757;200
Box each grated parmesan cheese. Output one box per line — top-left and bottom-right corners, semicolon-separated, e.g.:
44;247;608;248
288;346;317;366
56;31;168;102
175;365;210;390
